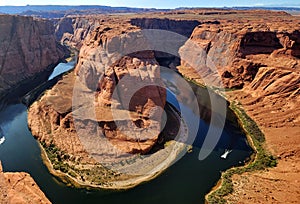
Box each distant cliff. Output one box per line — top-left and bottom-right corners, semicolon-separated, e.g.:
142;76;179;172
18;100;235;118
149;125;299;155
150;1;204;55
0;15;67;98
130;18;200;37
54;16;103;49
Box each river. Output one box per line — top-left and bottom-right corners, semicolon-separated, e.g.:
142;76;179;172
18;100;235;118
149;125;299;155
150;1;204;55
0;62;252;204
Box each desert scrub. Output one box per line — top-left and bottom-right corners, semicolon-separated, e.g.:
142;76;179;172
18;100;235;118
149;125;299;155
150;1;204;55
41;142;72;172
207;102;277;204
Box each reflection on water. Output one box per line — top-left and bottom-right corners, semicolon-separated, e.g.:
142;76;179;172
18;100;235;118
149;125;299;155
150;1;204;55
48;61;75;80
0;63;252;204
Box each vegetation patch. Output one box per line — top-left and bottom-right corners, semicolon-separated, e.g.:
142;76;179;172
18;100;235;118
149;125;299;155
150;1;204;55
206;102;277;203
40;141;128;187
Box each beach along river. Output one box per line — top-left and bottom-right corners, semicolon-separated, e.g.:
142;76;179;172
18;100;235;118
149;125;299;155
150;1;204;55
0;62;252;204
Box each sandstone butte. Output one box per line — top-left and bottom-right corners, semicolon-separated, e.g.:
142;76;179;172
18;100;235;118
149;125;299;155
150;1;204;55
15;8;300;203
0;14;66;203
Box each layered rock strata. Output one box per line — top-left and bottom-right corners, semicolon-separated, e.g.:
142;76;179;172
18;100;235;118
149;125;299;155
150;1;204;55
54;16;104;49
0;15;66;97
178;11;300;89
170;10;300;203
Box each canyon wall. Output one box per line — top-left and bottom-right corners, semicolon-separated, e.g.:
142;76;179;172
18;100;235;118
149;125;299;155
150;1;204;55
0;14;67;98
175;11;300;203
54;16;103;49
130;18;200;37
179;15;300;89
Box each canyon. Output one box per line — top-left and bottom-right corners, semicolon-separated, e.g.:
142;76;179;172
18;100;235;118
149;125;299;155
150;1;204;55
49;9;299;202
0;8;299;203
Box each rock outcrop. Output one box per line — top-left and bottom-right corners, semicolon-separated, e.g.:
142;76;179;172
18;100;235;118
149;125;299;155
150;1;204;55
31;20;167;156
0;14;66;98
0;162;50;204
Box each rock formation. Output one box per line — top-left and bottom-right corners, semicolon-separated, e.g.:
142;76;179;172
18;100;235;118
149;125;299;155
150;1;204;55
0;14;67;98
30;20;167;155
28;18;188;188
76;27;166;153
178;10;300;89
0;162;50;204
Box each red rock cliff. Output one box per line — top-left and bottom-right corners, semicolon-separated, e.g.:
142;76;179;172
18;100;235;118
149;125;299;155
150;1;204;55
55;16;104;49
179;13;300;89
0;14;66;96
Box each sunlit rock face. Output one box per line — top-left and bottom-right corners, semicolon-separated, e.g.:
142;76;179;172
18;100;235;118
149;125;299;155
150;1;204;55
74;25;167;154
179;11;300;89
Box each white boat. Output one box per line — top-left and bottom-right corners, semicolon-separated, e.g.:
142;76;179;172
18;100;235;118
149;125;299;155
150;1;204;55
0;127;4;145
0;136;5;145
221;149;232;159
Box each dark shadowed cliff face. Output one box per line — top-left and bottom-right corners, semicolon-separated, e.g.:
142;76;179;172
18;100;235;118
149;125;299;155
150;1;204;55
54;17;201;50
0;14;66;97
130;18;200;37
